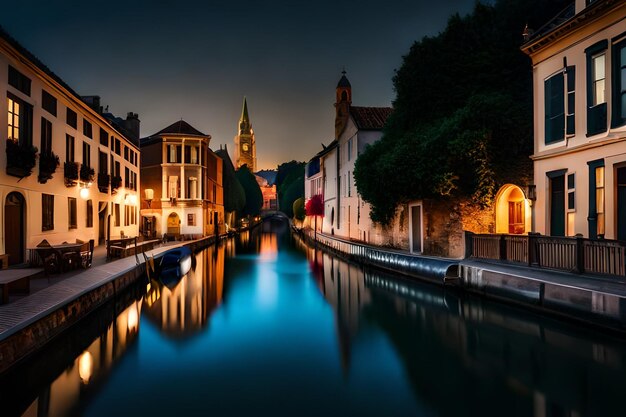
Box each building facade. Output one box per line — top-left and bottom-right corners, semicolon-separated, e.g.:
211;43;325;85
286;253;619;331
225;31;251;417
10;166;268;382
234;97;256;172
140;120;224;239
523;0;626;239
0;28;140;265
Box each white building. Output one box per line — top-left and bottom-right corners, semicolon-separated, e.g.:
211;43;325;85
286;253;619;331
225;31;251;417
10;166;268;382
306;72;392;242
522;0;626;239
0;27;140;265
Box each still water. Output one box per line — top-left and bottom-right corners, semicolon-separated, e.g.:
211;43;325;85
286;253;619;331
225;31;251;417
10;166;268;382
3;219;626;416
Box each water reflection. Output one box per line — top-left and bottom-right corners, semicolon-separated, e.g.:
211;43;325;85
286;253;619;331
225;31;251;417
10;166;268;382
14;299;142;417
298;238;626;417
143;244;226;338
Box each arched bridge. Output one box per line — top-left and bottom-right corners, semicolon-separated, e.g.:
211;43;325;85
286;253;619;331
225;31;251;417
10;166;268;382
260;210;290;221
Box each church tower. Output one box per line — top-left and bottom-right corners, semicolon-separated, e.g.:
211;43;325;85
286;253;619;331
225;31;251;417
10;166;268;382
334;70;352;139
234;97;256;172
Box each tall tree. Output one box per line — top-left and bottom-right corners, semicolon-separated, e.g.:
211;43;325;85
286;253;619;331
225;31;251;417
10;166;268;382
354;0;569;225
235;164;263;217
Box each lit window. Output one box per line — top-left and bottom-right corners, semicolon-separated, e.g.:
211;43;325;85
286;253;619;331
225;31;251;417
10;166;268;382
7;96;19;141
596;166;605;236
592;54;606;106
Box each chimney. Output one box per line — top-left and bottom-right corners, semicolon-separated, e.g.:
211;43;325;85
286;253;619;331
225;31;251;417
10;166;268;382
82;95;101;113
124;112;140;143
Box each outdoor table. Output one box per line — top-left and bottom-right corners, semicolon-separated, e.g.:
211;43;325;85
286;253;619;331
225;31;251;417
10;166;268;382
30;243;83;274
106;236;137;260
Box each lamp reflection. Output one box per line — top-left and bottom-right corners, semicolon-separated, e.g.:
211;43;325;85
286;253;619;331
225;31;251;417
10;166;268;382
143;244;225;338
78;351;93;384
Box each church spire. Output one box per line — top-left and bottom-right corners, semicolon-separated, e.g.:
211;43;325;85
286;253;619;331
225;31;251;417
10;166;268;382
238;97;252;135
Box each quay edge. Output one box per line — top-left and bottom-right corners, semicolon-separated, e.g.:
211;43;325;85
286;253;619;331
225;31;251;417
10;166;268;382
298;227;626;333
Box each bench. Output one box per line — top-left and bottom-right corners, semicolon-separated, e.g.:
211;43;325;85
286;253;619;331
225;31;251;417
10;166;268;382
0;273;31;304
0;254;8;269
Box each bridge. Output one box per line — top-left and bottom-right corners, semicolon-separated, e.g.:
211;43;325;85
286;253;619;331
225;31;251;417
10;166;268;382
260;210;290;221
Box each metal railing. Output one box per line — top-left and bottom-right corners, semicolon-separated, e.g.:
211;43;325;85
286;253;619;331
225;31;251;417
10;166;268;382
467;232;626;278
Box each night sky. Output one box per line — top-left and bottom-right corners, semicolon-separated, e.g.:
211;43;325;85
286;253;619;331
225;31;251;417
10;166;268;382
2;0;476;170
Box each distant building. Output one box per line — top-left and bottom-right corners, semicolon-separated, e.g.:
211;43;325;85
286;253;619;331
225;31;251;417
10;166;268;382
255;175;277;210
234;97;256;172
0;27;140;264
306;72;392;242
522;0;626;238
140;120;224;239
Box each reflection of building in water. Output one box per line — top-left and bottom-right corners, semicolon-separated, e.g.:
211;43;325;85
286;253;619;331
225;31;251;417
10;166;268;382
20;300;142;417
317;251;371;370
259;233;277;261
143;244;225;338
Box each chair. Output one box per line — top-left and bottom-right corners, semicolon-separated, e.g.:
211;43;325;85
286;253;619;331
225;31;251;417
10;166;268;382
81;239;95;268
37;239;59;274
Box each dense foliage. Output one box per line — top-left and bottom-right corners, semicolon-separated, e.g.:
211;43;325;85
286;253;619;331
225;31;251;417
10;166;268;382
235;165;263;217
305;194;324;217
293;197;305;221
353;0;569;225
277;161;304;218
216;149;246;215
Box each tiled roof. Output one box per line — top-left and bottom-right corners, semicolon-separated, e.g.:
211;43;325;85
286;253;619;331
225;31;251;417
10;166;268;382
152;120;207;137
350;106;392;130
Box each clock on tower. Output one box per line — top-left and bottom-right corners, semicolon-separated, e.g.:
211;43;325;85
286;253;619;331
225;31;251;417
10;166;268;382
234;97;257;172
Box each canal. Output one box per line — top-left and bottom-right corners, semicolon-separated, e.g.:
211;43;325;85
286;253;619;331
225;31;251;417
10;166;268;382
2;218;626;416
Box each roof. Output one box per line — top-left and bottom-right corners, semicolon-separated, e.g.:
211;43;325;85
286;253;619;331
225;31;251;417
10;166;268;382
337;73;351;88
152;120;207;137
0;25;139;149
349;106;392;130
522;0;623;55
240;97;250;123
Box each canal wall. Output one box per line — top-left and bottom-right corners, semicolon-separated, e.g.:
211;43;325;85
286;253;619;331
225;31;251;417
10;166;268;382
298;229;459;284
299;227;626;333
0;234;226;374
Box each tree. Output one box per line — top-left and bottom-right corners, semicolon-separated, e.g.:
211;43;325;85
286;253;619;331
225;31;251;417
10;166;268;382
293;197;305;221
305;194;324;239
354;0;568;225
215;148;245;227
235;164;263;218
277;162;304;217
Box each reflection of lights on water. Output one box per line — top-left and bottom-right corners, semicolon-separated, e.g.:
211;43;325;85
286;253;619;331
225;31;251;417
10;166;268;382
127;303;139;332
78;351;93;384
259;233;277;261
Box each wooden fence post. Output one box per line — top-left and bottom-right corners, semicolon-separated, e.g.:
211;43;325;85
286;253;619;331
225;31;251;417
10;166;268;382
464;231;474;259
499;235;507;261
576;236;585;274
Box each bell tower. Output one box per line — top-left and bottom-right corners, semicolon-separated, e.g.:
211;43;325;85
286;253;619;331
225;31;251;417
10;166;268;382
234;97;256;172
334;70;352;139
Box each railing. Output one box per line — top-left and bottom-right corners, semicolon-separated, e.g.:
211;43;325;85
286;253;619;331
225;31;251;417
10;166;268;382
467;232;626;278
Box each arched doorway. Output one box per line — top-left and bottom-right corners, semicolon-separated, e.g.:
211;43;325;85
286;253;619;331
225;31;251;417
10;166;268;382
495;184;530;234
5;192;25;265
167;212;180;236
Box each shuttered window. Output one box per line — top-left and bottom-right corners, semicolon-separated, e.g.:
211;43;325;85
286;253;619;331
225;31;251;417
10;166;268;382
545;72;565;144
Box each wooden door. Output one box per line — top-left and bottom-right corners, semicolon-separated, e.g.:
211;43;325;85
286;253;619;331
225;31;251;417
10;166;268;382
5;192;25;265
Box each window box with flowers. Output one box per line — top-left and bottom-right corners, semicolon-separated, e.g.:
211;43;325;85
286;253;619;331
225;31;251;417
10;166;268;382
64;161;79;187
98;173;110;193
6;139;37;178
111;175;122;193
38;151;60;184
80;164;95;183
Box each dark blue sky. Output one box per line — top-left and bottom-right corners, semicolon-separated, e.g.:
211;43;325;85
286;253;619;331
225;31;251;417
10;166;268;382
3;0;476;169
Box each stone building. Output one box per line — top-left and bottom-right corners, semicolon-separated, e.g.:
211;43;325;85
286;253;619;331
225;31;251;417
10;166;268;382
139;120;224;239
0;27;140;265
234;97;256;172
522;0;626;239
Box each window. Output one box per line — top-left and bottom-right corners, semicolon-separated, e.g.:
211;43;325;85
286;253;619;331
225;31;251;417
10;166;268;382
8;66;31;96
99;151;108;174
188;213;195;226
115;161;120;178
42;90;57;116
86;199;93;227
124;146;129;161
167;144;181;163
586;40;608;136
7;93;33;146
40;118;52;154
114;203;120;227
125;166;130;188
348;171;351;197
66;134;75;162
596;166;605;236
588;159;605;238
83;119;92;139
544;72;565;144
114;138;121;155
347;139;352;161
68;197;77;229
66;108;77;129
124;205;130;226
83;142;91;167
42;194;54;231
100;127;109;147
612;38;626;128
567;173;575;210
566;66;575;136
